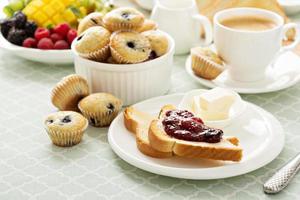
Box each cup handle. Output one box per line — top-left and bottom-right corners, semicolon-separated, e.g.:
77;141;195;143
280;23;300;53
192;14;213;46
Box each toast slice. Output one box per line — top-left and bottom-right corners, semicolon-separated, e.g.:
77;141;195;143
148;105;243;162
124;107;154;134
124;107;172;158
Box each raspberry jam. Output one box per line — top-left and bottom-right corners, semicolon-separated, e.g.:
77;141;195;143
162;110;223;143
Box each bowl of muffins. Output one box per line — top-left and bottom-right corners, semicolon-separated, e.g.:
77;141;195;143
71;7;175;105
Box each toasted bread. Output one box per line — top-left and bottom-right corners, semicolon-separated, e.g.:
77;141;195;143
148;105;243;162
158;104;177;119
124;107;154;134
124;107;172;158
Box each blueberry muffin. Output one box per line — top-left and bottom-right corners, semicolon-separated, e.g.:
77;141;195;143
44;111;88;147
142;30;169;59
51;74;89;111
75;26;111;61
191;47;225;80
78;93;122;127
77;12;103;35
103;7;144;32
110;31;151;64
137;19;157;33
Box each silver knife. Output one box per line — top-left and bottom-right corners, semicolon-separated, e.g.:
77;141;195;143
263;153;300;194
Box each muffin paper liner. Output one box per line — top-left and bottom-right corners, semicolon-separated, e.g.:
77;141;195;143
110;46;148;64
138;22;158;33
191;52;225;80
79;45;110;62
46;120;88;147
51;75;89;111
105;21;142;32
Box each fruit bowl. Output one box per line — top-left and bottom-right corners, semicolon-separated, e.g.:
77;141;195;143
0;32;73;64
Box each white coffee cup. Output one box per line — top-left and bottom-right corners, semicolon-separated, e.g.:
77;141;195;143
214;8;300;82
151;0;212;55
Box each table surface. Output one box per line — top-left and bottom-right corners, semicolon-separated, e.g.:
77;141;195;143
1;1;300;200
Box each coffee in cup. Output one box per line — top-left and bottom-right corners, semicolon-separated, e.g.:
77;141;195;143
220;15;277;31
213;8;300;82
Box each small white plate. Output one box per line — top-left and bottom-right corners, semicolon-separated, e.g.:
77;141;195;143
108;93;284;180
178;89;247;128
279;0;300;15
185;51;300;94
0;33;73;64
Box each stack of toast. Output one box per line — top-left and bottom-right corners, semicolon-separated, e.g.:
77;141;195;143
124;105;243;162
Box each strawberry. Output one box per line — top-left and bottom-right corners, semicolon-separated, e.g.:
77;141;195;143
54;40;69;49
67;29;77;44
53;23;70;37
34;27;50;41
22;37;37;48
37;38;54;49
50;33;63;43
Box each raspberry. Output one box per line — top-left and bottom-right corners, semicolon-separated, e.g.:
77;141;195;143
53;23;70;37
37;38;54;49
34;28;50;41
50;33;63;43
54;40;69;49
67;29;77;44
22;37;37;48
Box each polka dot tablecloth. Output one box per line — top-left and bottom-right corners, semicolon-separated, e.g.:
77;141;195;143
1;1;300;200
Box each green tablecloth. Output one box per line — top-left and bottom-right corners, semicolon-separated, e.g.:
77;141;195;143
1;50;300;200
1;0;300;199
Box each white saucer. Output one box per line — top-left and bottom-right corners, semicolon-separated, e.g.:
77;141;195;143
108;93;284;180
186;51;300;94
0;33;73;64
279;0;300;15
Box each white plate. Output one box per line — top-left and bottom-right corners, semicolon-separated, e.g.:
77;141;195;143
279;0;300;15
0;33;73;64
185;51;300;94
134;0;154;10
108;93;284;180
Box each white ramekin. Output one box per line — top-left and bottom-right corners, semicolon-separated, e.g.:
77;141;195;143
71;30;175;105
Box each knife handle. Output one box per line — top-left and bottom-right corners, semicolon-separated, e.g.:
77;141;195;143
263;153;300;194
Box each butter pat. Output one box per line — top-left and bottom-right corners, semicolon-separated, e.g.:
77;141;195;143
193;87;236;120
199;110;229;121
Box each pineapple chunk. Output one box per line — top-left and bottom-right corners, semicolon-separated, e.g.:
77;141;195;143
30;0;44;7
43;20;53;28
53;14;64;24
22;0;94;27
33;11;48;25
63;9;77;23
43;5;56;17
